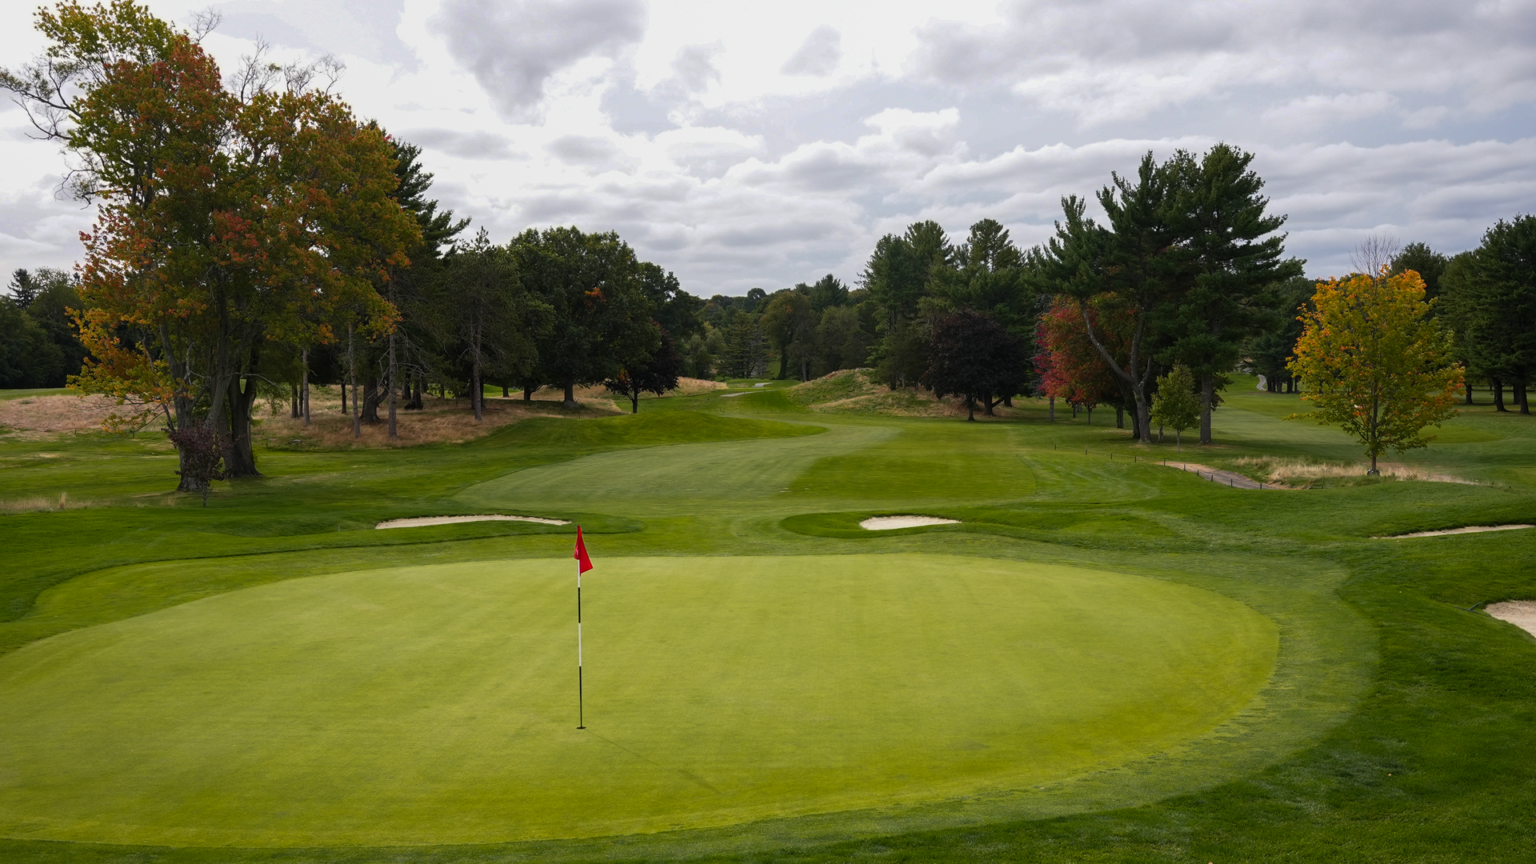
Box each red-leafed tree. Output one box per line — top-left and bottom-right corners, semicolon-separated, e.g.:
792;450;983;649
1035;296;1127;422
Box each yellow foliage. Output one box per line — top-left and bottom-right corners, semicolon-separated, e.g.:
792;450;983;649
1287;269;1463;472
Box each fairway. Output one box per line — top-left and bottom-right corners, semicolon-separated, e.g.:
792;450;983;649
0;553;1275;847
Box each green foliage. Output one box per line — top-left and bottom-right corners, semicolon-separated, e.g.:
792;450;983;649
1151;364;1201;449
0;300;65;389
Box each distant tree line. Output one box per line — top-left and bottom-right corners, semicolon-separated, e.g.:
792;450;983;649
0;268;85;388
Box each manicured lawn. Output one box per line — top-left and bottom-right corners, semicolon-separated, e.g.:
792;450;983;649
0;554;1275;847
0;381;1532;862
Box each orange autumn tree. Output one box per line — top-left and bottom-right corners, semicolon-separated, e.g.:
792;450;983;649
3;2;417;490
1287;269;1463;475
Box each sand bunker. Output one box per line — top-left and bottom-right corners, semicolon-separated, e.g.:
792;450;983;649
375;515;569;530
1486;601;1536;639
1380;524;1533;539
860;516;961;531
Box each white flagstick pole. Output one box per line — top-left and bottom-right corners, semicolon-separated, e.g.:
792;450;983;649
577;551;585;730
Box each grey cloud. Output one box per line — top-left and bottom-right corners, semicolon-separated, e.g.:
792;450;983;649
912;0;1536;126
403;128;520;160
782;26;841;76
432;0;646;118
672;44;722;93
548;135;621;165
214;1;418;70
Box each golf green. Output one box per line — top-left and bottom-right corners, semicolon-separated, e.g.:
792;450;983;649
0;553;1277;847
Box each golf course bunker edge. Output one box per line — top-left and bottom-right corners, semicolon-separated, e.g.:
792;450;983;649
0;553;1279;847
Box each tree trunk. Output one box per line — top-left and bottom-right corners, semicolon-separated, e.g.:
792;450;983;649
362;375;382;424
1003;394;1013;407
1086;406;1093;425
387;332;398;439
1518;378;1530;415
524;384;535;402
1175;429;1181;452
1115;406;1124;429
982;389;995;416
224;373;261;477
1048;396;1055;421
502;383;509;397
471;327;483;423
349;326;361;438
290;384;299;418
1465;379;1474;405
340;379;347;414
966;396;976;421
563;380;579;410
301;348;310;426
1199;373;1215;445
1493;376;1507;412
1136;397;1151;446
631;391;639;414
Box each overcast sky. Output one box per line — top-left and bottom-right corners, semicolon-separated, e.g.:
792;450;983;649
3;0;1535;295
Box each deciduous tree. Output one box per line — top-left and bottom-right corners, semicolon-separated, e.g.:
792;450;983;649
924;309;1026;421
1150;364;1201;451
1287;271;1463;474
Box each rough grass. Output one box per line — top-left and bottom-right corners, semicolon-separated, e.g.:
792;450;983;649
0;393;125;438
1230;456;1480;488
259;386;620;450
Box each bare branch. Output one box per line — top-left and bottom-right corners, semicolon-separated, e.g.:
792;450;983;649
1351;235;1400;280
188;8;222;42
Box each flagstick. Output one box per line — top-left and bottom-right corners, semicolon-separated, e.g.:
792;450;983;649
577;555;585;730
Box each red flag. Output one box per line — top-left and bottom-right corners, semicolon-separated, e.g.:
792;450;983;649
574;525;593;574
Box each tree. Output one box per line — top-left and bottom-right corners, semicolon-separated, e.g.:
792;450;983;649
166;424;224;506
25;269;88;384
510;227;658;407
1439;217;1536;414
1160;144;1303;444
6;2;416;488
606;327;682;413
7;270;39;309
806;274;848;312
1391;242;1449;304
762;288;814;380
378;130;469;436
1287;270;1463;475
0;300;65;388
637;262;702;342
434;229;543;423
1035;296;1126;424
1150;364;1201;451
924;309;1026;421
1035;155;1180;443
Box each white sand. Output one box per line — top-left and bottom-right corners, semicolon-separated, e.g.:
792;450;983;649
1486;601;1536;639
375;515;569;530
1380;524;1533;539
860;515;961;530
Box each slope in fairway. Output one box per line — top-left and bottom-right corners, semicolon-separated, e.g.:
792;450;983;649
0;554;1277;847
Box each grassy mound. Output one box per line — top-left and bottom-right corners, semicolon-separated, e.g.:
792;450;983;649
0;554;1275;847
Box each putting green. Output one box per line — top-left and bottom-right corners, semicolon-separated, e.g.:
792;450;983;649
0;554;1277;847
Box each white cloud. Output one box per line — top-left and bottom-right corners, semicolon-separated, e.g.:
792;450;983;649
2;0;1535;295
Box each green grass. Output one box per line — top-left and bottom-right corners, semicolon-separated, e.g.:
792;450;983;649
0;554;1275;847
0;380;1532;861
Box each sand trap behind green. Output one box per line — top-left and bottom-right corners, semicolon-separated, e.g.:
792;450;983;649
0;554;1276;846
